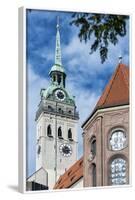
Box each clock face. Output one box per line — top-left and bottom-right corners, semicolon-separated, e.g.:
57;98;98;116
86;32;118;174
59;144;72;157
55;89;65;101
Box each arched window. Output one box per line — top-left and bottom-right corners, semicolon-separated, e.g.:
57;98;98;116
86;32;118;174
90;136;96;157
91;163;96;187
68;129;73;140
37;145;41;155
110;157;127;185
63;78;65;88
58;108;64;114
48;105;53;111
53;75;56;82
109;130;126;151
47;125;52;137
58;127;63;139
58;108;62;112
58;75;61;85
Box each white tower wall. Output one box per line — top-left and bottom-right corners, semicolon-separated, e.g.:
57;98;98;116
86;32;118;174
36;100;78;189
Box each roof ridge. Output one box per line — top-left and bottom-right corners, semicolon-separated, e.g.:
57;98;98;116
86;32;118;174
96;63;120;108
121;64;129;89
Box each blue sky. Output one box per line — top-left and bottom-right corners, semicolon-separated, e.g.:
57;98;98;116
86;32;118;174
26;9;129;177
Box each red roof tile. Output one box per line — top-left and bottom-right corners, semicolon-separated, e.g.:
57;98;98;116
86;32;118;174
82;63;129;127
53;157;83;189
96;63;129;109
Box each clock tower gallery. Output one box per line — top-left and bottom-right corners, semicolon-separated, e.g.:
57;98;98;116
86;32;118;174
35;18;79;189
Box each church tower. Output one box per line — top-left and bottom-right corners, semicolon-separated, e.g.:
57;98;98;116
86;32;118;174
35;18;79;189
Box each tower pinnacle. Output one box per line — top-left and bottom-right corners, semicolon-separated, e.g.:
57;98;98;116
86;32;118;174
55;16;62;66
119;55;122;64
56;16;59;29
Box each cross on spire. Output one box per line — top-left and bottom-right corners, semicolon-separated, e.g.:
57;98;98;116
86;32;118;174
119;55;123;64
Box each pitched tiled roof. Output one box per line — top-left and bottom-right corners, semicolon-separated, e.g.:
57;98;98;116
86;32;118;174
54;157;83;189
82;63;129;127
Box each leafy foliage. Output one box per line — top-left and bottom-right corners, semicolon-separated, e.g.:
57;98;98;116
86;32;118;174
70;13;129;63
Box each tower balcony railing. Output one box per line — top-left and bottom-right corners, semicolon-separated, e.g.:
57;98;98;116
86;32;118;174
35;104;79;121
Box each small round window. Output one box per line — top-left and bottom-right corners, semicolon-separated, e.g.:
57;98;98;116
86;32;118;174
110;130;126;151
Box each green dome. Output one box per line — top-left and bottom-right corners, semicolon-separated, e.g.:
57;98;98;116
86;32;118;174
49;64;65;75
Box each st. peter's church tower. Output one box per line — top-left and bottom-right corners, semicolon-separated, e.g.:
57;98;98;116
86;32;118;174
35;18;79;189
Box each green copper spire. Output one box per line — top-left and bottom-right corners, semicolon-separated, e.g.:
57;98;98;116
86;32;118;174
49;16;66;89
49;17;65;75
55;16;62;66
40;16;76;106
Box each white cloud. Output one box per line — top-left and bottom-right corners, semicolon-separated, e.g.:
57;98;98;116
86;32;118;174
63;29;129;80
27;64;49;176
